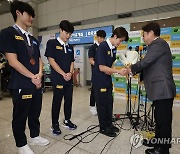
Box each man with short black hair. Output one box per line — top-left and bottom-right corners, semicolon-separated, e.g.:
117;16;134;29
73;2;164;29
128;22;176;154
45;20;77;136
0;1;49;154
92;27;129;137
88;30;106;115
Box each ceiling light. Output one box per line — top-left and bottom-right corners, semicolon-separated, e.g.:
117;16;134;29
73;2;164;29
7;0;13;3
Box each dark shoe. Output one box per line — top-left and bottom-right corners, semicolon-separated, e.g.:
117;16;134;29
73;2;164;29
143;138;156;147
145;147;169;154
111;125;120;132
100;127;117;137
63;120;77;130
51;124;61;135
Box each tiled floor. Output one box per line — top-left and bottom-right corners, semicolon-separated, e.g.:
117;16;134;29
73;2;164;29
0;87;179;154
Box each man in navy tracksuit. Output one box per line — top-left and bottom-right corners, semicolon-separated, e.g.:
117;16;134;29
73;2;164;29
92;27;129;137
0;1;49;154
88;30;106;115
45;20;77;136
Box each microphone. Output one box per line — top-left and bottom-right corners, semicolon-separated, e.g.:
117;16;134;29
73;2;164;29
113;114;121;121
135;46;139;52
135;45;147;52
143;45;147;51
129;46;132;51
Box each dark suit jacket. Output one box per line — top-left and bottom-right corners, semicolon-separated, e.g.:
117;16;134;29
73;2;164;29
131;38;176;101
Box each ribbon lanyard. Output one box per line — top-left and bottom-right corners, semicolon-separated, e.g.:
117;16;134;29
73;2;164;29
13;25;31;46
111;49;113;57
64;44;67;54
57;37;68;54
13;25;35;65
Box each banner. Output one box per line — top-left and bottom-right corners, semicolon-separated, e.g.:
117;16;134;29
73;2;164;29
113;26;180;106
55;25;113;45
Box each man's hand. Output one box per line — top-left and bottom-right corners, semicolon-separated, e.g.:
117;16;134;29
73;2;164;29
126;66;131;72
66;72;72;81
31;74;42;89
63;72;72;81
117;68;129;76
34;73;42;80
104;71;113;75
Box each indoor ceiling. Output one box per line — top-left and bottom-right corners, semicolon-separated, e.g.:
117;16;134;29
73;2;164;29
0;0;48;16
0;0;11;15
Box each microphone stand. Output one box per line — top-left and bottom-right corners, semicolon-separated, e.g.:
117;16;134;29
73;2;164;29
117;74;139;131
138;47;155;131
114;47;144;130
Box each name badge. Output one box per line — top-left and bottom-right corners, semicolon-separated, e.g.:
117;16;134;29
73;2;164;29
33;40;37;45
56;46;63;50
113;50;117;54
56;85;63;89
100;88;107;92
15;35;24;40
68;48;72;52
22;95;32;99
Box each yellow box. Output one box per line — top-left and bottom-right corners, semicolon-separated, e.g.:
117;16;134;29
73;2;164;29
126;95;138;101
171;41;180;48
114;88;126;93
173;68;180;74
160;35;171;41
175;94;180;100
117;44;127;50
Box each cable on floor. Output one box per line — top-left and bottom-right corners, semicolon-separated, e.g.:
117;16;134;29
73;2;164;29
64;125;100;154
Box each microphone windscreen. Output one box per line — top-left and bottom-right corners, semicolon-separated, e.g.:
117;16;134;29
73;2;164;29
129;46;132;51
135;46;139;52
126;51;139;64
119;53;128;65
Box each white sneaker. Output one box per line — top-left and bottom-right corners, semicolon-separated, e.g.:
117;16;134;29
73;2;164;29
18;144;34;154
29;136;50;146
90;106;97;115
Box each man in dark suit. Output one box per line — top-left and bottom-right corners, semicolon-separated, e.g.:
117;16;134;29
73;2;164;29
128;22;176;154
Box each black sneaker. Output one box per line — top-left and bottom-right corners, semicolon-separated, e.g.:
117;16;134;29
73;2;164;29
51;124;61;135
145;147;169;154
100;127;117;137
63;120;77;130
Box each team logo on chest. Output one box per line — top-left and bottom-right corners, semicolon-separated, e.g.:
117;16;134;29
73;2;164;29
15;35;24;40
56;46;63;50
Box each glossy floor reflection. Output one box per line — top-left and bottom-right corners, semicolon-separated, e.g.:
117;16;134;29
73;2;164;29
0;87;179;154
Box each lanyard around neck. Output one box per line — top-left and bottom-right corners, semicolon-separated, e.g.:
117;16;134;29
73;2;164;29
13;25;34;57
